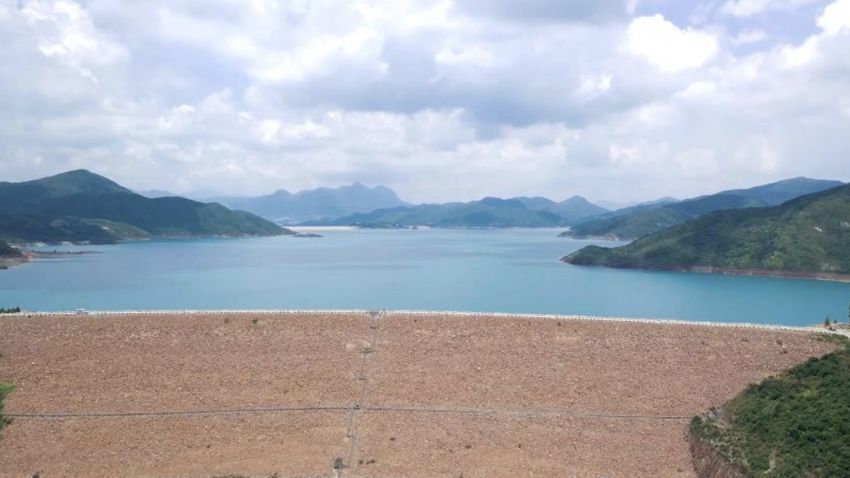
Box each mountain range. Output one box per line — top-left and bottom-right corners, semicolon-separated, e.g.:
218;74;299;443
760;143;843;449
209;183;409;224
319;195;609;228
561;178;843;240
0;170;289;244
564;182;850;278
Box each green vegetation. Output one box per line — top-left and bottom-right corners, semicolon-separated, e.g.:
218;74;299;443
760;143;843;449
514;195;609;224
325;196;608;228
0;382;13;431
691;346;850;477
0;170;290;243
565;194;762;239
0;307;20;314
563;177;842;240
564;183;850;276
0;241;21;257
812;332;850;348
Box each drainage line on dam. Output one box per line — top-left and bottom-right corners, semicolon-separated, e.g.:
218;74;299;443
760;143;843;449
4;405;351;419
362;405;693;421
337;309;384;477
5;405;693;422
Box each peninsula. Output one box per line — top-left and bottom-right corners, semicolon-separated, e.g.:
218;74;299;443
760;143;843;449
0;170;292;246
564;183;850;281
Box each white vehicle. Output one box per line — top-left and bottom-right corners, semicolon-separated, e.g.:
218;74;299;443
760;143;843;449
75;308;89;315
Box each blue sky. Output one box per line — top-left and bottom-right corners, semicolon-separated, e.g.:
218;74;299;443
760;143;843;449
1;0;849;203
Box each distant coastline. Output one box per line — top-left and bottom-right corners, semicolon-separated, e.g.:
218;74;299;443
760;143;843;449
0;252;30;270
563;259;850;284
0;249;104;271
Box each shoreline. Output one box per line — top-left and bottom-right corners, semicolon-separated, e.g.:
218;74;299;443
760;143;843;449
5;308;846;336
0;250;102;271
687;265;850;283
564;259;850;284
0;252;31;270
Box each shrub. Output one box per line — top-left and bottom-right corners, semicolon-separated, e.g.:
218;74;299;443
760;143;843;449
691;349;850;477
0;382;14;430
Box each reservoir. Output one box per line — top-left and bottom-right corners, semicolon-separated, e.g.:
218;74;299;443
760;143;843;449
0;228;847;326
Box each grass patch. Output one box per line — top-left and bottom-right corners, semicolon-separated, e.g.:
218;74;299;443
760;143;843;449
811;332;850;349
691;348;850;477
0;382;14;430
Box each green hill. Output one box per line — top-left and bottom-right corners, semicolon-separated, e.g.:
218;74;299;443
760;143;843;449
0;240;25;270
0;241;21;257
563;178;842;240
690;341;850;477
212;182;410;224
322;196;608;228
515;195;609;224
563;183;850;278
0;170;289;243
323;197;574;228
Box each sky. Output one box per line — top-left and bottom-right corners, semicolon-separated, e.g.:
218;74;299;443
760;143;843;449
1;0;850;204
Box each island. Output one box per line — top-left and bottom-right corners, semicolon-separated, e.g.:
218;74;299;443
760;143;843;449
318;196;609;228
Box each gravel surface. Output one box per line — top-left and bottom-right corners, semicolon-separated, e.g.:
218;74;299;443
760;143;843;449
0;311;839;477
368;313;834;416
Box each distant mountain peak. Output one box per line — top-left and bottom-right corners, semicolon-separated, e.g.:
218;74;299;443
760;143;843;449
0;170;288;243
560;195;592;204
21;169;133;197
212;182;408;224
46;169;109;181
566;177;843;240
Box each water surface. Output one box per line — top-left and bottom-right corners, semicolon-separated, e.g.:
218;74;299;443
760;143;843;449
1;228;847;326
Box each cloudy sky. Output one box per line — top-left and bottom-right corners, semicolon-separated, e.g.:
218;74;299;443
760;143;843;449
2;0;850;203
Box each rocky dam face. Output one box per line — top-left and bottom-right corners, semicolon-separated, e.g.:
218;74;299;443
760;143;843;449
689;433;747;478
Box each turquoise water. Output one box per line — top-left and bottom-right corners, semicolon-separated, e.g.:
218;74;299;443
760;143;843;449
0;228;847;325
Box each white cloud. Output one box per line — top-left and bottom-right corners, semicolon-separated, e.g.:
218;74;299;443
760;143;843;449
841;97;850;118
1;0;849;203
720;0;819;17
676;148;719;176
781;36;820;67
733;135;782;173
19;0;128;81
780;0;850;68
435;43;498;67
574;73;614;99
732;29;769;45
677;81;717;98
818;0;850;34
626;15;719;73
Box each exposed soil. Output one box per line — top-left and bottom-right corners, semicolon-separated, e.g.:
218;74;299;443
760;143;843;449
0;312;838;477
